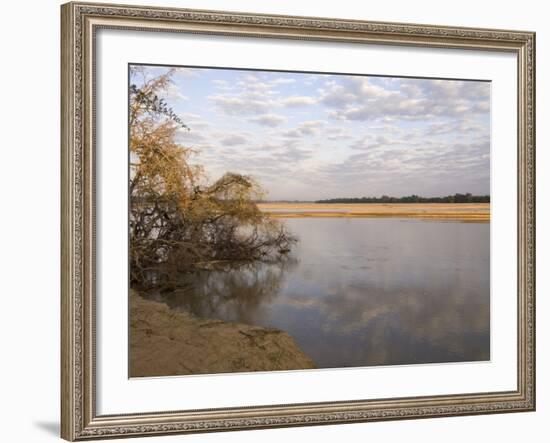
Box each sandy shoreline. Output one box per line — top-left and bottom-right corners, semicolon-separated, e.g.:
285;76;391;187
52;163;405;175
258;203;490;222
130;291;315;377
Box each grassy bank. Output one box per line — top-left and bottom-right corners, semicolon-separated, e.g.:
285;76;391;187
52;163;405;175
258;203;490;222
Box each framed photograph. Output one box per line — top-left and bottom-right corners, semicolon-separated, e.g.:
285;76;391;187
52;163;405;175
61;1;536;440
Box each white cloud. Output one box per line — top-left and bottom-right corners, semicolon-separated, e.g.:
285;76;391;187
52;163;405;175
326;127;353;141
280;96;317;107
248;114;287;127
220;133;249;146
160;82;188;103
176;128;207;144
282;121;325;138
207;95;275;115
321;77;490;122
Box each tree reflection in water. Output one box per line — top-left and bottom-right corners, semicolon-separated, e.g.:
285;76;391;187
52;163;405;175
142;255;298;326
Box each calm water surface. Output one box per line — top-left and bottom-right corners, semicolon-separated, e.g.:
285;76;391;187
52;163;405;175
148;218;490;369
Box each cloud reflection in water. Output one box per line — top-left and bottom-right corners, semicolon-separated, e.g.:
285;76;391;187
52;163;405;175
146;218;490;369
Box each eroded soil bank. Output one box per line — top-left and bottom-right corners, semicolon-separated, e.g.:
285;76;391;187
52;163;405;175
130;291;316;377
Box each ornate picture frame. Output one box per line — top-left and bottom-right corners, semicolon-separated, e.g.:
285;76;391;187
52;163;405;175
61;1;535;440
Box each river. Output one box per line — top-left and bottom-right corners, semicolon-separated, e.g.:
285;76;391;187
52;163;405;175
147;217;490;369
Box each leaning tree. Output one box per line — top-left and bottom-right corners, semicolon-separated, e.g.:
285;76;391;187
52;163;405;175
129;67;296;289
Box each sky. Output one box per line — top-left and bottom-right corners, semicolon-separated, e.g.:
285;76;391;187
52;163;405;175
131;65;490;201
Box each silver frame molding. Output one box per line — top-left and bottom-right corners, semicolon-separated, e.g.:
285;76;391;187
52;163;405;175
61;2;536;440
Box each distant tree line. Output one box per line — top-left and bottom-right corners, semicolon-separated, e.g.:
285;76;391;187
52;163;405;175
316;193;490;204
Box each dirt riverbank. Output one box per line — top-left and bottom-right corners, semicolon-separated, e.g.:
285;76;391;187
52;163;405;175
130;291;316;377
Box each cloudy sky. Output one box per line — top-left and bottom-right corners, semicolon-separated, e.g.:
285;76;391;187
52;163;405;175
132;65;490;201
